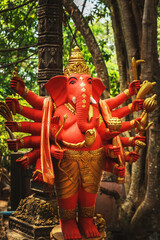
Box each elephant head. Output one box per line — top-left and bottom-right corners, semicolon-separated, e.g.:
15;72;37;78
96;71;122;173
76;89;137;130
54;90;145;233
45;73;106;132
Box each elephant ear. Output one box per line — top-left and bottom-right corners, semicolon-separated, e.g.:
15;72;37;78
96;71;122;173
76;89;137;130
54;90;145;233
92;78;106;102
45;75;68;107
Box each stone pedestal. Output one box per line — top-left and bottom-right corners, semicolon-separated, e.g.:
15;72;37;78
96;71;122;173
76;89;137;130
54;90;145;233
50;225;106;240
9;194;59;240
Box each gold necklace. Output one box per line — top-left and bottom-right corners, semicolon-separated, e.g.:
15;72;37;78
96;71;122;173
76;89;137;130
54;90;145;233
64;103;76;115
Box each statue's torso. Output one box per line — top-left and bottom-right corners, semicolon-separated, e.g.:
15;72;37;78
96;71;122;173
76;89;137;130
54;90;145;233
53;104;105;151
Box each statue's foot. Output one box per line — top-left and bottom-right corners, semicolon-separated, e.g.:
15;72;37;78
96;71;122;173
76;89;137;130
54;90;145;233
60;219;81;240
78;217;100;238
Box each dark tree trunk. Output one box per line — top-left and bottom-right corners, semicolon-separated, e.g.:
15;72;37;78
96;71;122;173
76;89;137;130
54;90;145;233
109;0;129;92
109;0;160;238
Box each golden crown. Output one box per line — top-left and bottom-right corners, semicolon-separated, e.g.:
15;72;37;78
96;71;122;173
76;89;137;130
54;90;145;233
64;46;91;76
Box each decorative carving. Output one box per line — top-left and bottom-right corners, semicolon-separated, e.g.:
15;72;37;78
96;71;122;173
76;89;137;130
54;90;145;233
11;194;58;226
64;46;91;76
37;0;63;96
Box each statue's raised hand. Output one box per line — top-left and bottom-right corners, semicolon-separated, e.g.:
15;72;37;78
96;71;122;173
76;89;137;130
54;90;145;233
11;78;25;96
126;151;140;163
132;99;144;111
5;98;21;115
5;121;19;132
51;144;65;160
106;144;121;158
7;138;20;151
132;135;146;146
16;156;29;169
113;164;125;178
32;170;43;184
129;80;141;96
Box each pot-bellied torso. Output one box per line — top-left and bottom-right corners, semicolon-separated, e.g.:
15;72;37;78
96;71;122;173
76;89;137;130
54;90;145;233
52;103;106;151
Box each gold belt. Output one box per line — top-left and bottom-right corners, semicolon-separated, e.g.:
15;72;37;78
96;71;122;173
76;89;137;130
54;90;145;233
64;147;105;161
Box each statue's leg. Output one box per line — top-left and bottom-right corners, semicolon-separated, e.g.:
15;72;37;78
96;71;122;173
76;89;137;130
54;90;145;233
57;192;81;240
78;188;100;238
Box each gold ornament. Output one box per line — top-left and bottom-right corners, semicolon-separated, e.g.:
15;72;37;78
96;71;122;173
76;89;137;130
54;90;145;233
62;128;96;149
22;87;29;99
128;103;132;113
107;117;122;132
135;140;146;152
84;128;96;147
124;89;131;99
59;208;76;220
64;103;76;115
78;206;95;218
131;57;145;82
19;105;23;114
17;122;22;132
20;139;25;147
12;67;19;78
64;46;91;76
143;94;157;113
136;80;156;99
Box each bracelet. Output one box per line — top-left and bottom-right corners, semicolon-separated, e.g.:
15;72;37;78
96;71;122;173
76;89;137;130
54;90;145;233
22;87;29;99
26;156;30;165
20;139;25;148
124;89;131;99
130;120;135;128
112;163;119;174
17;122;22;131
129;137;134;145
124;151;129;158
19;105;23;114
128;103;132;113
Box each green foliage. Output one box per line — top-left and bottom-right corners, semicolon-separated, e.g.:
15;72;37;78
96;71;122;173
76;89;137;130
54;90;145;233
0;93;32;166
0;0;38;99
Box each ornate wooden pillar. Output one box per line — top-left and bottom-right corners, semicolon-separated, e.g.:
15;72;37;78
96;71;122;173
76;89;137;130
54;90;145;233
38;0;63;96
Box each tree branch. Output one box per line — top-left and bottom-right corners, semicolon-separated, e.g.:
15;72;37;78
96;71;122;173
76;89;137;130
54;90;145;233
14;2;36;32
0;44;37;52
0;50;38;69
63;0;110;96
0;0;37;14
69;0;87;54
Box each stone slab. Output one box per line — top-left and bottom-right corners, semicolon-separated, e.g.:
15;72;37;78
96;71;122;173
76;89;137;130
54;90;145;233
9;216;54;240
50;225;106;240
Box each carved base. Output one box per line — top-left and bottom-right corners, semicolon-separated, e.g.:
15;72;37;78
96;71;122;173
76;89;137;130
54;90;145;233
9;216;53;240
50;225;106;240
9;194;59;239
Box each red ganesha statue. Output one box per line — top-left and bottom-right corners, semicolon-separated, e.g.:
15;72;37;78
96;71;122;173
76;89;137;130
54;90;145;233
5;47;156;240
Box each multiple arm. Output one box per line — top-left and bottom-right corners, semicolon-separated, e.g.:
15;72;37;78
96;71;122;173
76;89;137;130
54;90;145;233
6;98;43;122
104;80;141;110
11;77;45;110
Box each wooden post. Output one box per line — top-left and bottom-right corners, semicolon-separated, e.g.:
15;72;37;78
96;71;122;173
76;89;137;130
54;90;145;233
37;0;63;96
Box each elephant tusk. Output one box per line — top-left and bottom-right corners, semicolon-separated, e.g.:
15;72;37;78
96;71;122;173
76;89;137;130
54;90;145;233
90;96;97;105
72;97;76;104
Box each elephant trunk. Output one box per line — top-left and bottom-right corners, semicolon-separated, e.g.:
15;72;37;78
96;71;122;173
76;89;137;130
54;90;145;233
76;94;95;133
